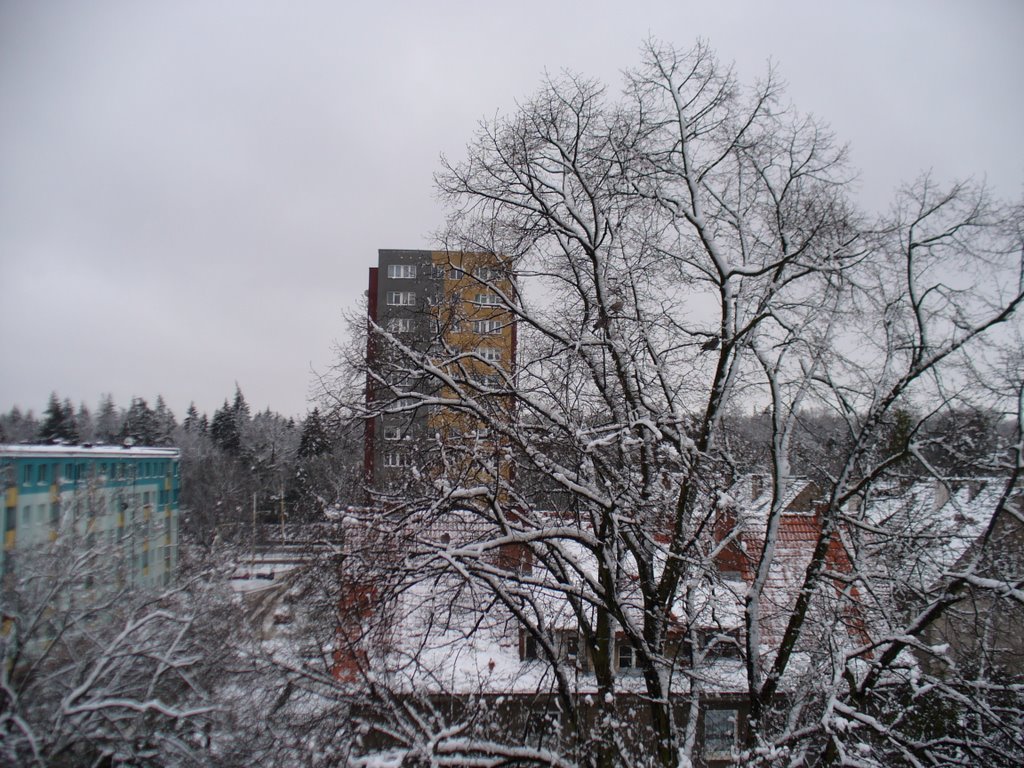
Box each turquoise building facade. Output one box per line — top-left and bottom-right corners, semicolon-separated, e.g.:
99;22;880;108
1;444;181;590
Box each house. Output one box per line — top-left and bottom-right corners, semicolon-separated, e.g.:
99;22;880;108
716;475;870;655
328;474;868;766
860;477;1024;679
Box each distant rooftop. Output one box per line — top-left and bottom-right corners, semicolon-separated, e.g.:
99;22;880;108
0;443;180;458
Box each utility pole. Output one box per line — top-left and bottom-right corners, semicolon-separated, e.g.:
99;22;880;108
279;479;286;541
251;492;256;572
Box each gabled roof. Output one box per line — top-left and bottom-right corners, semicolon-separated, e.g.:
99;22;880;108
859;477;1013;592
717;476;862;649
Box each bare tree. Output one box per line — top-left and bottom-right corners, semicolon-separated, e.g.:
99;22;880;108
0;533;214;765
333;41;1024;768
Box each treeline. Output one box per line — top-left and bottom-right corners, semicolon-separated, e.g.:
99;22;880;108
722;406;1017;481
0;388;362;542
3;392;1011;540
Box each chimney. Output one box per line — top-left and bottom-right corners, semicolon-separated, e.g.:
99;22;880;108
751;474;764;500
933;479;951;513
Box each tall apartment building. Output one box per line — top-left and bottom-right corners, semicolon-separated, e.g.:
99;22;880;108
1;444;181;590
365;249;516;491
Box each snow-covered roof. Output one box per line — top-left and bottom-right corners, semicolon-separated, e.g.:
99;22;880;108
860;477;1008;587
357;571;748;696
0;443;180;459
718;476;863;650
332;505;752;694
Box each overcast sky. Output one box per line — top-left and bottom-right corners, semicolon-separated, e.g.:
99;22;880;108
1;0;1021;421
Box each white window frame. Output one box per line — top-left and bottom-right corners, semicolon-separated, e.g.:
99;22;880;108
475;266;501;281
473;292;501;305
561;631;579;663
387;263;417;279
387;317;413;333
703;708;739;761
618;640;636;671
473;319;502;335
478;347;501;362
382;427;401;440
382;452;411;467
386;291;415;306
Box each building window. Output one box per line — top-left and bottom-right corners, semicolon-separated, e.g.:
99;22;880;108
703;708;738;761
450;267;466;280
522;633;539;660
474;374;501;388
431;265;446;279
561;632;579;663
382;427;401;440
387;318;413;333
473;292;501;305
22;465;33;485
478;347;501;362
387;264;417;279
618;640;636;671
472;319;502;335
702;628;743;659
475;266;502;281
38;464;48;484
386;291;416;306
383;452;411;467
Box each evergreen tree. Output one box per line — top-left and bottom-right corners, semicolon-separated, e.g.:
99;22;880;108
153;395;177;445
40;393;77;443
0;406;40;443
120;397;158;444
95;394;121;443
231;385;250;423
61;398;78;442
298;408;331;458
182;402;202;433
210;399;241;455
76;402;95;443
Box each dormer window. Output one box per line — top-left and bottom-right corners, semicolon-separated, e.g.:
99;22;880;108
618;640;637;671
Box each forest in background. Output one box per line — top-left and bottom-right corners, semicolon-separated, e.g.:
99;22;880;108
2;390;1015;539
0;387;362;541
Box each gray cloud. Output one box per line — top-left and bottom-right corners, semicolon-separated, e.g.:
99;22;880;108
1;0;1021;419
